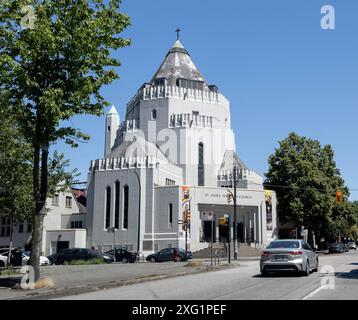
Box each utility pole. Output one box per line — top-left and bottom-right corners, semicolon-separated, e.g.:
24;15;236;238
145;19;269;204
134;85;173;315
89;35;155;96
233;166;238;260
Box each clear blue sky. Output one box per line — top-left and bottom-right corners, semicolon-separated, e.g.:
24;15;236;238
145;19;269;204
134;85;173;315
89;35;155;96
56;0;358;199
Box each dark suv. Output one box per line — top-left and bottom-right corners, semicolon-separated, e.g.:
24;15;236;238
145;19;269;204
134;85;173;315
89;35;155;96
55;248;113;265
105;248;137;263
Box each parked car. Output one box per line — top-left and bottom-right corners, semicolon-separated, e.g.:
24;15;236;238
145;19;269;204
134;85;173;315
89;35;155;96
0;251;27;266
105;248;137;263
0;254;7;268
22;251;50;266
342;243;350;252
47;253;58;265
260;239;319;276
328;243;345;254
55;248;113;265
146;248;192;262
348;242;357;250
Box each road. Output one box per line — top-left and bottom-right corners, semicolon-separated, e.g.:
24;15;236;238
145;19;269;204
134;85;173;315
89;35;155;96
57;251;358;300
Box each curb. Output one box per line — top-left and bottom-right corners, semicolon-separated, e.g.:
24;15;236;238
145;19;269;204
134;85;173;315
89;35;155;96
5;263;241;300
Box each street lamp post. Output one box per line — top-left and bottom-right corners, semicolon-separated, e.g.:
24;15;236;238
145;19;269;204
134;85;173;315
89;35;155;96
133;170;141;258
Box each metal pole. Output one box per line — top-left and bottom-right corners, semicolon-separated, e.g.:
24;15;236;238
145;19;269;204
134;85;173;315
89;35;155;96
228;215;231;264
185;220;188;255
134;171;141;257
211;217;214;267
233;166;238;260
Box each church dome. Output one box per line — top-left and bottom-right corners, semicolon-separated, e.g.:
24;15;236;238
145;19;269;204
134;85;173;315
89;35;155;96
150;40;210;90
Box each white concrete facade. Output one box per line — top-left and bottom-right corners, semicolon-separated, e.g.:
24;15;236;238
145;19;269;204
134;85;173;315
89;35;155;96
86;40;278;255
0;189;86;255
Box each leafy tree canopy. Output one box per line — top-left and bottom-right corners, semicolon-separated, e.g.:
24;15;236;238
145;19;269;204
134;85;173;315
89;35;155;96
265;132;353;242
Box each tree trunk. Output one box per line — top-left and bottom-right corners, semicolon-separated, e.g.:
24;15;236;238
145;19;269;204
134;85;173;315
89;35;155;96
6;219;14;267
30;139;49;282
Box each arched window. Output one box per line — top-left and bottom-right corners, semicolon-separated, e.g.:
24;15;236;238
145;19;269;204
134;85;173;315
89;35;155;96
114;181;120;229
123;185;129;229
105;186;111;229
169;203;173;228
151;109;157;120
198;142;204;186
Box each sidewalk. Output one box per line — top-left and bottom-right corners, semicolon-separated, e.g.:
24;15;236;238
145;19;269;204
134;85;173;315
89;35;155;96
0;259;242;300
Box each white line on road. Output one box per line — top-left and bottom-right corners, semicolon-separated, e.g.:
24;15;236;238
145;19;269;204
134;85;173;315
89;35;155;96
302;286;324;300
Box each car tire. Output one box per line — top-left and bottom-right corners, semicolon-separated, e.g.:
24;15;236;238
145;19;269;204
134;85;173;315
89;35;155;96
302;261;310;276
0;261;5;268
261;271;268;277
150;257;156;263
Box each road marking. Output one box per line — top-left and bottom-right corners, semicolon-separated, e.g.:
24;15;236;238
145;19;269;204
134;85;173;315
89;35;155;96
302;286;324;300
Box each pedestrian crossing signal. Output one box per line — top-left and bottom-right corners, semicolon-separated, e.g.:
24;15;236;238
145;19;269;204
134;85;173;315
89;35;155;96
219;217;228;226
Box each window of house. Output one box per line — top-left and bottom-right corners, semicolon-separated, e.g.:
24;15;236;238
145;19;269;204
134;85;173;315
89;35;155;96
65;196;72;208
71;221;83;229
105;186;111;229
18;223;24;233
169;203;173;228
27;222;32;233
0;217;10;237
123;185;129;229
52;194;59;206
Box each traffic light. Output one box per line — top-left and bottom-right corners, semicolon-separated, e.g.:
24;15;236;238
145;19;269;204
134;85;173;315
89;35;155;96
336;191;343;204
183;211;187;223
226;192;233;204
186;211;191;222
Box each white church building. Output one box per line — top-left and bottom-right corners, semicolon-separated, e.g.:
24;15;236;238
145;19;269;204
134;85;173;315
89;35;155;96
86;39;278;255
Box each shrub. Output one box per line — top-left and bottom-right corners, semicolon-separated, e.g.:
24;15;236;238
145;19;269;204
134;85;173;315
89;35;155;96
68;258;106;266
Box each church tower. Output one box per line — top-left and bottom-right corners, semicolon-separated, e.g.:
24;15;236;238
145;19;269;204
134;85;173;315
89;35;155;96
104;105;120;157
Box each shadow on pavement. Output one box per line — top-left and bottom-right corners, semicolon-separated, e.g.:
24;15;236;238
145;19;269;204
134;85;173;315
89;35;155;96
336;270;358;280
0;277;21;288
252;272;305;278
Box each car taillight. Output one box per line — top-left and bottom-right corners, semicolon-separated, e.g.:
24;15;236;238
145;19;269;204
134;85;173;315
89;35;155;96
261;251;269;257
289;251;303;255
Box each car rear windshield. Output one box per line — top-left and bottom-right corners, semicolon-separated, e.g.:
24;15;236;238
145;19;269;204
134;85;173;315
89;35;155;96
267;241;300;249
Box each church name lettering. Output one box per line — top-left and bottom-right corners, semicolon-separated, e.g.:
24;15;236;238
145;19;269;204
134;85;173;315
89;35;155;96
204;193;252;200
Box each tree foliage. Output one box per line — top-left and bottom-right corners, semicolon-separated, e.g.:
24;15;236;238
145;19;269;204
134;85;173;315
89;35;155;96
265;132;354;244
0;103;33;223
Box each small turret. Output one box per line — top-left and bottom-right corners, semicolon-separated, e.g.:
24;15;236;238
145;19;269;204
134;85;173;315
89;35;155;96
104;105;120;157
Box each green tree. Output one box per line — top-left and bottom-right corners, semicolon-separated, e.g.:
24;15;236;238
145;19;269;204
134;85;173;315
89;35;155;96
265;132;351;246
0;101;33;263
0;0;130;280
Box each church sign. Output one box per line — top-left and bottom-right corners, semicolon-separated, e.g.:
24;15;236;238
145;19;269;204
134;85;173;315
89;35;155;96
194;188;263;206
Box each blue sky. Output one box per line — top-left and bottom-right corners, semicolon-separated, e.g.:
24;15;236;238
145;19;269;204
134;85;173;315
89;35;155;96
56;0;358;199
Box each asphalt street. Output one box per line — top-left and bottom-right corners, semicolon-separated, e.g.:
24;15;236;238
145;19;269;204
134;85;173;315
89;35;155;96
57;251;358;300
